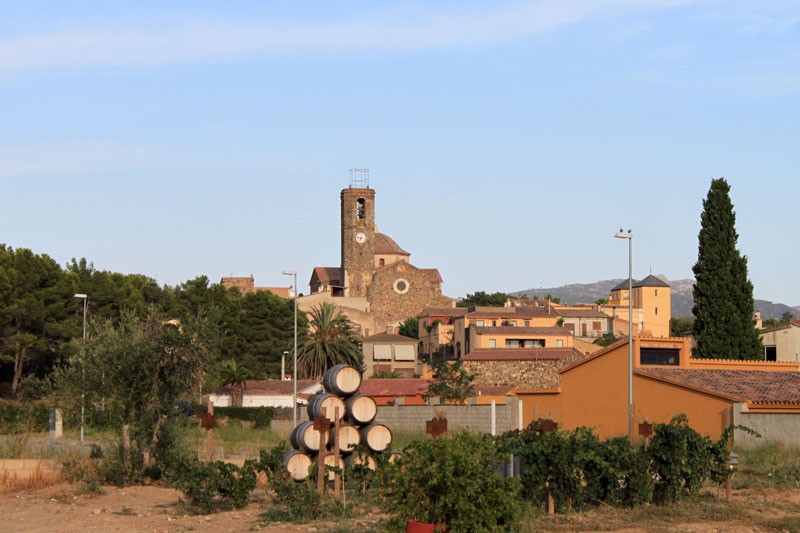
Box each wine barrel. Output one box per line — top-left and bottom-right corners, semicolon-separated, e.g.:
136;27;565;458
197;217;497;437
345;453;377;471
283;450;312;481
289;421;326;453
344;394;377;426
330;424;360;455
359;422;393;453
323;453;345;480
307;393;346;423
322;364;362;397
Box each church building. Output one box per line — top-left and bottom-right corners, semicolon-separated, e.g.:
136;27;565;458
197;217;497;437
301;172;454;337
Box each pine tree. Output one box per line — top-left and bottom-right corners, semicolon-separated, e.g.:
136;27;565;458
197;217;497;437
692;178;762;359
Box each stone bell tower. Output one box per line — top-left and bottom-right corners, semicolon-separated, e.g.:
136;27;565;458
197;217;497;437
341;169;376;298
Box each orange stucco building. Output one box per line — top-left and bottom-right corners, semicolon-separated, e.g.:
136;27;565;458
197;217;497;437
517;336;800;442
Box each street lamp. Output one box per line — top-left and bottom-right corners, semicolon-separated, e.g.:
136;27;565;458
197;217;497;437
282;270;298;428
613;229;634;445
73;293;88;443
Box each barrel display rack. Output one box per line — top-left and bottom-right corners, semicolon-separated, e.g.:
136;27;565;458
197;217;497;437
283;364;393;482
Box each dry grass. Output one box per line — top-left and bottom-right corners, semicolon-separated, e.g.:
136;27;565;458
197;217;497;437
0;464;61;494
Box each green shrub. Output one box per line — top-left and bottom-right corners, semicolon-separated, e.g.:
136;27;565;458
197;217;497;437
380;432;523;532
177;460;258;514
0;400;49;434
205;406;274;428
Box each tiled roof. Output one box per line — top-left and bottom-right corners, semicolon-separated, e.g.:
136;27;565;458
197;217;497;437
463;348;581;361
214;379;320;395
311;266;342;284
556;309;611;319
364;332;418;343
374;233;410;255
467;306;555;318
611;280;630;291
419;307;468;318
636;368;800;405
420;268;443;284
633;275;670;288
472;326;571;336
359;378;429;397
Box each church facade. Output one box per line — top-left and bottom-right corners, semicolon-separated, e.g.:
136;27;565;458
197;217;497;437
301;177;453;336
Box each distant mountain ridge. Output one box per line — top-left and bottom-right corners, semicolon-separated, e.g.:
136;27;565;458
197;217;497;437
512;278;798;320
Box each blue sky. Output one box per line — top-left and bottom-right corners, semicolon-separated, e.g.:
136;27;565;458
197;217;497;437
2;1;799;305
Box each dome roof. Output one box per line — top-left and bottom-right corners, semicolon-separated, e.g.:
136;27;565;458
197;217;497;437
374;233;410;255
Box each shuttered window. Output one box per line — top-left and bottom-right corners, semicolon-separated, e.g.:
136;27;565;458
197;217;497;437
374;345;392;361
394;344;416;361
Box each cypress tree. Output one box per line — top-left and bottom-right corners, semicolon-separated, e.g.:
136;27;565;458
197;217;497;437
692;178;762;359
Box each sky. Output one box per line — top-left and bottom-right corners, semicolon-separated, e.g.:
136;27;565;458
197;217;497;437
2;1;799;305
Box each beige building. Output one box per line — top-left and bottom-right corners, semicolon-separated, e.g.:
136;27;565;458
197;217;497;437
220;275;293;298
361;332;419;378
760;320;800;362
602;275;671;338
418;307;469;359
452;306;561;358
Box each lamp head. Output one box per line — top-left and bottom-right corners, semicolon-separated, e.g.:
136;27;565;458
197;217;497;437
73;293;87;299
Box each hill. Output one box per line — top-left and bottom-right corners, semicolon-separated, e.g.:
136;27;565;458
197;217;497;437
513;278;798;319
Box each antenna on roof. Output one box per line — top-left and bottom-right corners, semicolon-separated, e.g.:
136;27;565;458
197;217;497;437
349;168;370;189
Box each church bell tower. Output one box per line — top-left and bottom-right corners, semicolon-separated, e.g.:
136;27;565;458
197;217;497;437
341;169;376;298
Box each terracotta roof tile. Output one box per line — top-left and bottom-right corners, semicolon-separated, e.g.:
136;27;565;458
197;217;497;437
475;386;516;396
419;307;468;318
359;378;429;397
311;267;342;284
467;306;555;318
557;309;611;319
364;332;418;343
463;348;581;361
636;368;800;405
472;326;571;335
215;379;320;395
374;233;410;255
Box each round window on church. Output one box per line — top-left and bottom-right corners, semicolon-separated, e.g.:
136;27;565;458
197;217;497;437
393;278;410;295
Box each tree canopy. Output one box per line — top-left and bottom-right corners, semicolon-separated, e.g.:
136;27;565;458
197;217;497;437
297;302;362;379
457;291;511;308
691;178;762;359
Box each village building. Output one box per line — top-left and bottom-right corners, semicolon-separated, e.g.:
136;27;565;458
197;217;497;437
515;336;800;445
300;173;454;340
361;331;419;378
601;274;671;338
220;275;293;298
760;320;800;362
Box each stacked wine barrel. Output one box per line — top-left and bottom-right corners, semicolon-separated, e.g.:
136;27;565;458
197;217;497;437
283;364;393;482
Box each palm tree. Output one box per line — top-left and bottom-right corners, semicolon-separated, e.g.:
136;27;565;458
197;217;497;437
298;302;363;379
217;359;254;407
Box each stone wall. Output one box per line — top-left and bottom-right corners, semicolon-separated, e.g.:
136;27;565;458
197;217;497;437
463;351;584;389
374;397;521;435
368;261;453;325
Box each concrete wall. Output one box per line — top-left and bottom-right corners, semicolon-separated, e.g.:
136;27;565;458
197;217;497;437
733;403;800;448
372;396;521;435
0;459;61;482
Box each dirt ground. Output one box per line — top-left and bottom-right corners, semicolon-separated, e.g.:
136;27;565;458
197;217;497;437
1;483;798;532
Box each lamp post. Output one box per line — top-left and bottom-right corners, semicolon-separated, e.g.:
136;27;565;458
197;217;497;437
282;270;298;428
73;293;88;443
614;229;634;445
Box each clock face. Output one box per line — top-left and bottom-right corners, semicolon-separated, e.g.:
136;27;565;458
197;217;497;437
355;232;366;244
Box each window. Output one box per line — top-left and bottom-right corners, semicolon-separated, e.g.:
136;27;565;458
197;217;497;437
502;320;517;327
556;339;563;347
395;344;416;361
765;346;777;362
655;307;659;316
492;320;497;326
655;289;658;297
592;321;601;331
524;321;530;327
505;339;545;348
393;278;410;294
488;339;496;348
374;345;392;361
356;198;366;219
640;348;679;366
379;258;385;266
475;320;484;327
